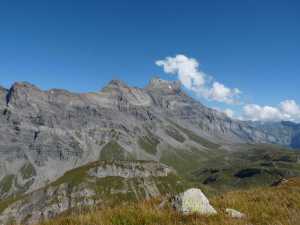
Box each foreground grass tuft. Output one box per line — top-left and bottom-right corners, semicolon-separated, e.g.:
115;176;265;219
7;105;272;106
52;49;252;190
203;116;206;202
38;177;300;225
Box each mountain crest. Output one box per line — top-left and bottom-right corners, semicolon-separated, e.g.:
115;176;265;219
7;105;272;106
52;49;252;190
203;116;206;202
146;78;181;94
10;81;40;91
102;79;129;90
6;81;44;105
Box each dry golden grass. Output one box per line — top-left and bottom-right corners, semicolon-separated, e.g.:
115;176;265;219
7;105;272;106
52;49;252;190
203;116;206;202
39;178;300;225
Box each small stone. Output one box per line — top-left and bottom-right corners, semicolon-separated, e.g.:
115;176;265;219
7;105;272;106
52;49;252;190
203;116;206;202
225;208;246;219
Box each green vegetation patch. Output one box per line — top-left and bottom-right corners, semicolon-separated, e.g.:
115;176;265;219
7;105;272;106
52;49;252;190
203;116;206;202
164;126;185;143
20;163;36;180
0;195;24;214
159;146;221;176
0;175;15;195
138;136;160;155
51;162;98;188
190;144;300;192
154;173;191;194
94;176;125;196
170;121;220;149
100;141;133;160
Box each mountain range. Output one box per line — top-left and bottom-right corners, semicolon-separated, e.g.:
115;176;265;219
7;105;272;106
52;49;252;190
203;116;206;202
0;78;299;224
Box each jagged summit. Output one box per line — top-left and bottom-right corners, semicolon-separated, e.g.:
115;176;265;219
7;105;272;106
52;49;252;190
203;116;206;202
101;79;130;92
4;78;182;96
102;78;182;96
5;81;44;106
146;77;182;94
107;79;129;88
10;81;40;91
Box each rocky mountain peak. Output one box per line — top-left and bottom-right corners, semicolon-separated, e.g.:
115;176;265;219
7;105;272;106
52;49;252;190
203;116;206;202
10;81;40;91
6;81;45;106
146;78;181;94
103;79;129;90
99;79;152;106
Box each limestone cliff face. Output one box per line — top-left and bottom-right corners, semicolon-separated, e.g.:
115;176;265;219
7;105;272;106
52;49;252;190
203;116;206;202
0;78;298;200
0;161;180;225
88;161;173;178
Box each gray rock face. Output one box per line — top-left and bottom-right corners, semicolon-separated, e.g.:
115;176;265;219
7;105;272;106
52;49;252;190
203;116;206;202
0;78;298;200
0;160;177;225
0;86;7;105
249;121;300;148
0;183;97;225
88;161;173;178
172;188;217;215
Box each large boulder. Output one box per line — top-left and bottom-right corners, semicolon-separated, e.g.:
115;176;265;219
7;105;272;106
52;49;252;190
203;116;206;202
172;188;217;215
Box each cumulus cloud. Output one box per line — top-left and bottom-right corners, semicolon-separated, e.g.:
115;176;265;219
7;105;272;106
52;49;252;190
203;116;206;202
156;55;205;91
224;108;235;118
205;82;241;104
156;55;241;104
243;105;283;121
156;54;300;123
280;100;300;117
242;100;300;122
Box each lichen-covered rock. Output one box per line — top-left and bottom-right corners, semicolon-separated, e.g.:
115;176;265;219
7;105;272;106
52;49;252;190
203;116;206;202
172;188;217;215
225;208;246;219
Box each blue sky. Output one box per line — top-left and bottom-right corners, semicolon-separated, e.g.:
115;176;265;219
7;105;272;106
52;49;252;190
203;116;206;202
0;0;300;121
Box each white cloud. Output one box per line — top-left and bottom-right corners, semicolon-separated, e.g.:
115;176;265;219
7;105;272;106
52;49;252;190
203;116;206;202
243;104;282;121
205;82;241;104
156;55;205;91
156;54;300;123
224;108;235;118
280;100;300;117
242;100;300;122
156;55;240;104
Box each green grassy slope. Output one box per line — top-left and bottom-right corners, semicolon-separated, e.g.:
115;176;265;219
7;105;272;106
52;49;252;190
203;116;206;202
190;144;300;191
39;177;300;225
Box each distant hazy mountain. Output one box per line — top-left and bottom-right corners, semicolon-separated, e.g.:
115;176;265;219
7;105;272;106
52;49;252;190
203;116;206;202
249;121;300;148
